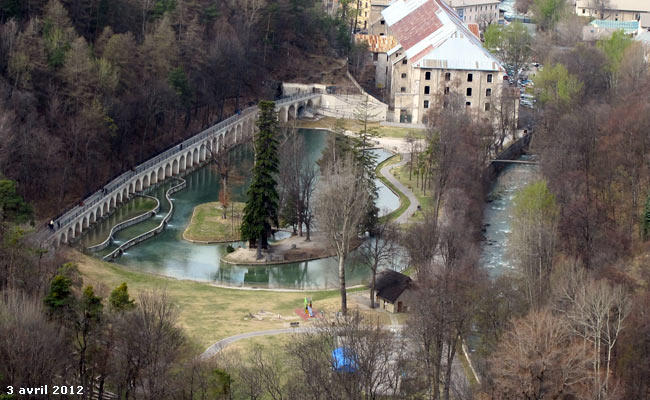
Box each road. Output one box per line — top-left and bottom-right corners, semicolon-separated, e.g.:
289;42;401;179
379;153;420;224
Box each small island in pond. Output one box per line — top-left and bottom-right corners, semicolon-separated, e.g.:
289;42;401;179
221;233;362;265
183;201;245;243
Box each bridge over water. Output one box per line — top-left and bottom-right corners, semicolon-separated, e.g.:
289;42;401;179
47;93;321;247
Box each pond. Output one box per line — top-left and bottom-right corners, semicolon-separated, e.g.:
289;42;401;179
80;129;401;289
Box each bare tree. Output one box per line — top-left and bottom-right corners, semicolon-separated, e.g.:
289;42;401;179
357;219;399;308
488;309;593;399
315;157;370;315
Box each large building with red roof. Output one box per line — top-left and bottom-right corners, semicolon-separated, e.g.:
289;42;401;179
381;0;507;124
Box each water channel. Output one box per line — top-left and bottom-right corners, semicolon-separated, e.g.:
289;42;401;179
79;129;401;289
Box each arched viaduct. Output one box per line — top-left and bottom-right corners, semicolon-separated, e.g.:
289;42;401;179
49;93;321;246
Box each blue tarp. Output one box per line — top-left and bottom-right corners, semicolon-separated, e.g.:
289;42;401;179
332;347;357;373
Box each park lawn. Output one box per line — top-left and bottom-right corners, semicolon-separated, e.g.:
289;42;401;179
67;249;387;351
183;201;245;242
298;117;425;139
392;164;435;223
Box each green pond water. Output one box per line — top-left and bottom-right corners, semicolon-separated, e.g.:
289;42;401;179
79;129;401;289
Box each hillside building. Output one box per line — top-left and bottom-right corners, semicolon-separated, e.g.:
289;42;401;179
575;0;650;22
381;0;506;124
444;0;501;28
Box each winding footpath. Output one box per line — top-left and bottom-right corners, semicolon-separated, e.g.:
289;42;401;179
380;153;420;224
202;328;308;359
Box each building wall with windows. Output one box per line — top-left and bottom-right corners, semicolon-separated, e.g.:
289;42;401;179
369;0;393;35
575;0;650;21
389;54;501;123
445;0;501;27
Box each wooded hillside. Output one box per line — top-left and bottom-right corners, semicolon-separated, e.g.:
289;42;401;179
0;0;349;218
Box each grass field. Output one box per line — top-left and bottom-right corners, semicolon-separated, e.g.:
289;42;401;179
391;164;434;222
183;201;245;242
68;249;388;350
298;117;425;139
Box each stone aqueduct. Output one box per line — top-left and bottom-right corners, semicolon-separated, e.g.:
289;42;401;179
48;93;320;247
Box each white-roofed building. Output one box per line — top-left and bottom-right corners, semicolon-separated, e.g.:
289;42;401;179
575;0;650;22
381;0;506;123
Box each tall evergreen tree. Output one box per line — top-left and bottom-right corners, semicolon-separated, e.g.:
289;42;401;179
241;101;280;259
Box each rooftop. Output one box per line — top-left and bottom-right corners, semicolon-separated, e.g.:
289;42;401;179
445;0;500;6
589;19;639;34
382;0;503;71
576;0;650;13
373;269;413;303
355;34;399;53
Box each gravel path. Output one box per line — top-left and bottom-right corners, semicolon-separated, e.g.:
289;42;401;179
380;153;420;224
202;327;307;359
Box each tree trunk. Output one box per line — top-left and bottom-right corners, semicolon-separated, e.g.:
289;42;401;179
256;234;263;259
370;270;376;308
339;254;347;314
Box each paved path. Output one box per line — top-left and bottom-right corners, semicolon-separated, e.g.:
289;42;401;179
379;153;420;224
202;327;307;359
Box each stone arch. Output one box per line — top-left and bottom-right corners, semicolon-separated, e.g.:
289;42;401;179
82;215;89;228
116;191;122;205
103;201;109;215
150;170;157;185
59;231;67;245
297;103;305;118
67;227;74;242
122;188;128;201
307;99;314;108
75;221;82;235
173;159;179;174
136;178;142;192
236;123;242;143
200;144;206;162
179;155;186;172
192;148;199;165
165;162;172;177
158;166;165;182
110;196;116;210
186;151;193;168
89;210;96;224
216;136;221;152
129;182;135;195
143;174;150;189
95;206;102;219
279;106;288;123
288;104;296;120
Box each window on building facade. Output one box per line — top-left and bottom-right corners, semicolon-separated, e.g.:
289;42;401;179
443;101;449;108
402;59;407;65
424;100;429;108
466;101;471;107
424;86;430;94
444;86;450;95
486;88;492;96
466;88;472;96
487;73;493;82
401;87;406;92
401;73;407;78
485;103;491;111
373;53;378;61
381;20;385;24
467;73;473;82
445;72;451;81
425;71;431;80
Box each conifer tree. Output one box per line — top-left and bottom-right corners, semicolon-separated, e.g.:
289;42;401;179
642;193;650;241
241;101;279;259
108;282;135;312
